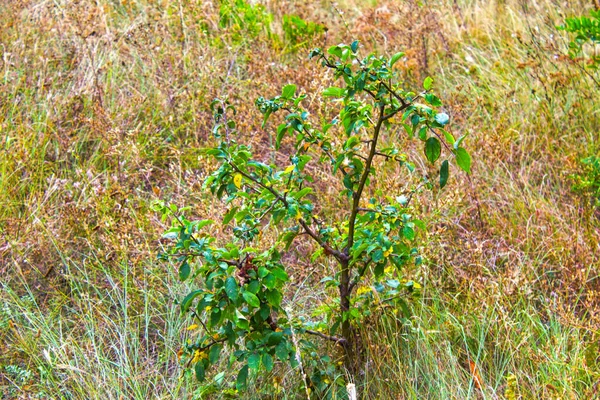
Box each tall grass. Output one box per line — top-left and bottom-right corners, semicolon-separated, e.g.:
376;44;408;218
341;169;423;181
1;249;192;399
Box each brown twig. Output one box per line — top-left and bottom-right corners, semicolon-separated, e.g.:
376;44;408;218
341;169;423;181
305;329;348;346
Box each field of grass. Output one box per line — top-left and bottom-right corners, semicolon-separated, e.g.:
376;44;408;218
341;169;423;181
1;0;599;398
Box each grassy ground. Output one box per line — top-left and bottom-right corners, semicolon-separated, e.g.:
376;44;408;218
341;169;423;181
1;0;599;398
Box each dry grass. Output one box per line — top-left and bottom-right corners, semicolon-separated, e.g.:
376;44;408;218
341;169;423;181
1;0;598;398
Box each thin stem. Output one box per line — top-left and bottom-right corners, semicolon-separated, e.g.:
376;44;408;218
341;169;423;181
228;162;346;261
305;329;348;346
347;104;387;254
299;219;346;262
230;163;288;206
379;79;407;108
300;125;349;176
428;127;485;228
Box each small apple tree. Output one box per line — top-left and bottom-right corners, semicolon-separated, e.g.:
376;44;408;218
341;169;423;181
157;41;471;391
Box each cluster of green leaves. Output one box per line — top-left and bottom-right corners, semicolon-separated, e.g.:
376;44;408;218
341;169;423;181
159;41;471;391
559;12;599;210
210;2;326;51
572;155;600;209
156;202;297;390
559;10;600;69
218;0;273;44
282;14;325;50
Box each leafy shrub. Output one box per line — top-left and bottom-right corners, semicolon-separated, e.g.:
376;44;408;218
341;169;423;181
218;0;273;45
157;41;470;394
572;155;600;209
559;12;600;210
282;14;325;49
559;10;600;69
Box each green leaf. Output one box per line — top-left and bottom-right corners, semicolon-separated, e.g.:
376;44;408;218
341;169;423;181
267;331;284;345
403;226;415;240
179;261;190;281
343;135;361;150
270;267;288;282
210;308;221;326
261;110;271;129
236;365;249;390
423;76;433;90
243;291;260;308
161;227;180;240
425;137;441;163
440;160;449;189
209;343;222;364
236;320;249;331
386;279;401;288
224;277;239;301
248;353;261;370
281;230;297;251
372;249;384;263
263;274;277;290
390;52;405;67
351;40;359;53
374;262;385;277
322;87;344;97
223;206;238;225
263;354;274;372
258;266;269;278
266;289;282;306
275;343;289;361
195;219;214;230
195;361;205;381
276;123;287;150
454;133;469;149
442;130;455;145
454;147;472;173
424;93;442;106
282;84;297;99
327;45;343;58
180;290;203;314
247;279;260;294
292;187;313;200
413;219;426;230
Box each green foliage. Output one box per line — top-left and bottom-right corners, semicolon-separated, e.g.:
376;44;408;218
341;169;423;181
218;0;273;44
156;203;295;391
282;14;325;49
572;155;600;208
559;10;600;69
158;41;470;390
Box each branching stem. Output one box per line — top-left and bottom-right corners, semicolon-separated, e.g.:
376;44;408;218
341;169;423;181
305;329;348;346
228;162;347;261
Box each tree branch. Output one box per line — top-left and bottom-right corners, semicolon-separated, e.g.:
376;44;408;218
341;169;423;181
229;161;346;261
305;329;348;346
229;162;289;207
299;219;347;262
300;125;349;177
379;79;407;108
347;104;387;254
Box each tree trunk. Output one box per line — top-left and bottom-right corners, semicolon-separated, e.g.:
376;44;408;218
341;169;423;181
339;259;356;374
